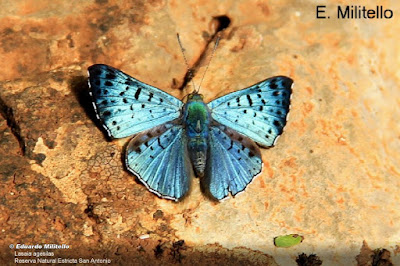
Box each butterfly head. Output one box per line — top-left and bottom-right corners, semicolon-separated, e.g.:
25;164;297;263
187;92;204;102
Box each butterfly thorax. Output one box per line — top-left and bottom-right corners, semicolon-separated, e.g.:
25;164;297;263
183;93;210;177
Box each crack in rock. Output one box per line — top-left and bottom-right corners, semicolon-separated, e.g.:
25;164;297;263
0;95;26;155
178;15;231;91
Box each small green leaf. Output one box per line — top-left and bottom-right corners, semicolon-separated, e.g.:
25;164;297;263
274;234;304;248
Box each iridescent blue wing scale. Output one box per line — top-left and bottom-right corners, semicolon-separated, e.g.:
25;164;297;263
88;64;183;138
208;76;293;147
125;124;192;201
203;125;262;200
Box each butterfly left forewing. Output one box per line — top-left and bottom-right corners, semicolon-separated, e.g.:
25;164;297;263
88;64;183;138
203;125;262;200
208;76;293;147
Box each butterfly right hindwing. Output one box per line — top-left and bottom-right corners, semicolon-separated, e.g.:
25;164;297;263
203;125;262;200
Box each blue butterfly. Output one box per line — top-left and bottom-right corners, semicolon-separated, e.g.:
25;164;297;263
88;64;292;201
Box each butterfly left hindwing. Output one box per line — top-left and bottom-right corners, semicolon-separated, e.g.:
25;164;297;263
125;123;192;201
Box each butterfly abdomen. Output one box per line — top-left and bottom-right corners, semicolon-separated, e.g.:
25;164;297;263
183;93;210;177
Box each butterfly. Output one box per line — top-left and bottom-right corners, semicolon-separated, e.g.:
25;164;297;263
88;64;293;201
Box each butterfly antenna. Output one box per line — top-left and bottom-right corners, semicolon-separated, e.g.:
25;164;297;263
197;35;220;93
177;33;197;92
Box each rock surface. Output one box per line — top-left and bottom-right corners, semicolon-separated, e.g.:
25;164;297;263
1;0;399;265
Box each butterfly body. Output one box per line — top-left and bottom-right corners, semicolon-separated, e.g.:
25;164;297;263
88;64;293;201
183;93;210;177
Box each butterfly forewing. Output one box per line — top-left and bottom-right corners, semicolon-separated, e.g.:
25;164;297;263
203;125;262;200
125;124;192;201
88;64;183;138
208;76;293;147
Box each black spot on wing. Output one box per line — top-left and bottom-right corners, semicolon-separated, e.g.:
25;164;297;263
148;92;154;102
135;87;142;100
246;95;253;106
106;73;116;79
269;79;278;89
105;81;113;86
227;140;233;150
158;138;165;149
280;77;293;89
236;97;241;106
125;80;134;85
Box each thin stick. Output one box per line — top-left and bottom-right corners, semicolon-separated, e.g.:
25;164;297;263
197;35;220;93
176;33;197;92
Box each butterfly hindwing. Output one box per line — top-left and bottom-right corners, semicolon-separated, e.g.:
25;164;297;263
125;123;192;201
203;125;262;200
208;76;293;147
88;64;183;138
